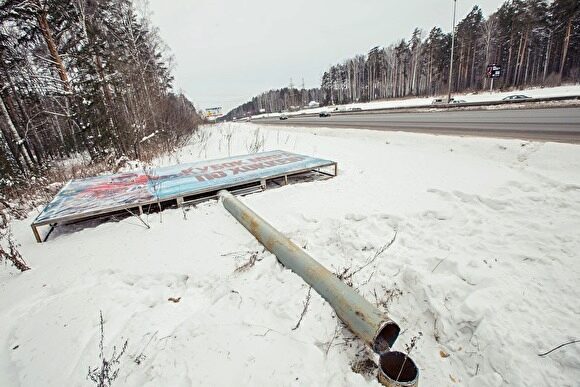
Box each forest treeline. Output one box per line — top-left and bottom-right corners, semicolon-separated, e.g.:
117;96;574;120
226;0;579;117
0;0;202;185
225;87;322;121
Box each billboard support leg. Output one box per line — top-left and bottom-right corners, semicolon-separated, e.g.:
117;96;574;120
44;224;56;242
31;224;41;243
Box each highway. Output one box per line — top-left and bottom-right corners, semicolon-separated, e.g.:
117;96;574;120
256;107;580;143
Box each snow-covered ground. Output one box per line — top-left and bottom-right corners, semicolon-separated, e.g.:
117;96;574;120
251;84;580;118
2;123;580;386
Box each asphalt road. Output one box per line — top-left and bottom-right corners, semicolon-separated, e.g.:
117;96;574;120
257;107;580;143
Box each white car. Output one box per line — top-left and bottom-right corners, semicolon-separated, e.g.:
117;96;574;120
502;94;531;101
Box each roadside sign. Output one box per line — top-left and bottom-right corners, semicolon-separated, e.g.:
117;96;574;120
486;64;502;78
33;150;336;226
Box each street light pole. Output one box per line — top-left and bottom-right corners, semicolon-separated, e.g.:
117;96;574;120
447;0;457;103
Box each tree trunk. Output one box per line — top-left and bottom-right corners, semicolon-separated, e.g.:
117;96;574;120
524;47;531;85
36;11;71;93
0;95;34;170
543;30;552;82
506;32;515;85
558;18;573;85
0;120;24;173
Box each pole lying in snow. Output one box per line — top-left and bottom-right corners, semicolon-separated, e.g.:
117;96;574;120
219;190;418;386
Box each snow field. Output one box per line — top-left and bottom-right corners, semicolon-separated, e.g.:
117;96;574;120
1;122;580;386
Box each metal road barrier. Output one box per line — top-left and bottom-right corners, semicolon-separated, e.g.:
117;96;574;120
219;190;419;386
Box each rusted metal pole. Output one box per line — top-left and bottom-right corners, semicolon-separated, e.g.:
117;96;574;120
220;190;420;386
219;189;400;353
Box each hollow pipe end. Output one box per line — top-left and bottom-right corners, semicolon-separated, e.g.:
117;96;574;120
373;320;401;354
378;351;419;387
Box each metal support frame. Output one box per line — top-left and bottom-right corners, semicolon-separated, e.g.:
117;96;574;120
31;224;41;243
44;224;57;242
32;223;57;243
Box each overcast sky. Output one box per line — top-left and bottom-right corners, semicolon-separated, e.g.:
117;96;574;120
148;0;506;112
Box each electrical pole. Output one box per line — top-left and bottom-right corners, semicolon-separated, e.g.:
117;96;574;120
447;0;457;103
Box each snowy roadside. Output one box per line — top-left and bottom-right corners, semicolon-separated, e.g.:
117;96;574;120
1;123;579;386
251;84;580;118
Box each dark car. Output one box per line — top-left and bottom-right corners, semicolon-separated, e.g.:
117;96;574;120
319;111;331;117
502;94;531;101
432;98;454;104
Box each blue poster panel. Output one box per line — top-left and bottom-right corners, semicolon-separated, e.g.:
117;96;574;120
34;150;335;225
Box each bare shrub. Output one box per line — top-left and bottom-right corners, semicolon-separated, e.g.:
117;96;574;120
87;311;128;387
192;130;210;158
234;250;262;273
372;285;403;312
246;129;265;153
404;331;422;355
0;229;30;272
292;286;312;330
336;231;397;288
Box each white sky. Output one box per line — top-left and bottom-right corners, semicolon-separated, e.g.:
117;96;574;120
148;0;507;111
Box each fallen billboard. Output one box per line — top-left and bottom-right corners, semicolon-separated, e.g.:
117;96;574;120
32;150;337;242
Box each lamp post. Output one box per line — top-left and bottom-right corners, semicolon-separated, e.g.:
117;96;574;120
447;0;457;103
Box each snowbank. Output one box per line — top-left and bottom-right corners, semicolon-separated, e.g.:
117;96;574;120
1;123;579;386
251;84;580;118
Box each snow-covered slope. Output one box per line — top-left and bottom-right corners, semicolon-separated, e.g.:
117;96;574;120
2;123;579;386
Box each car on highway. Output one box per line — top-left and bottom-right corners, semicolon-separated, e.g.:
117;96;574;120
502;94;531;101
432;98;455;104
279;114;288;120
451;99;467;104
319;111;331;117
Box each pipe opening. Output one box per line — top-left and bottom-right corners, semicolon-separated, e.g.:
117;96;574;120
373;321;401;354
378;351;419;386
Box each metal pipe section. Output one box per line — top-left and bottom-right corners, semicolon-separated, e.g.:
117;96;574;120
378;351;419;387
219;189;400;353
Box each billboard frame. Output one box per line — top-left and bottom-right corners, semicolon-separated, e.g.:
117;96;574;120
31;151;337;243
